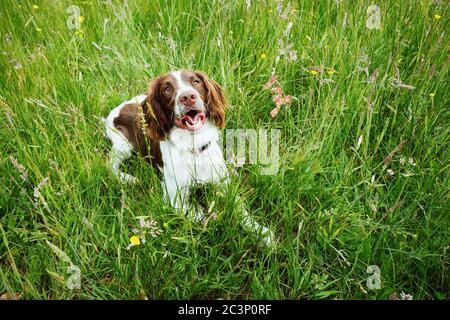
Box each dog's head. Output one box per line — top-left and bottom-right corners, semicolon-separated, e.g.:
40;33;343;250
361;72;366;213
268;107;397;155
143;70;226;140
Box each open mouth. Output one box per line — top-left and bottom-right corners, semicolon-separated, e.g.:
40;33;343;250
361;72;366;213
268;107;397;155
175;109;206;131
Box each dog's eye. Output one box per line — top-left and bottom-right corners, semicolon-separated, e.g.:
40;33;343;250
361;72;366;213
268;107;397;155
193;79;201;85
163;86;171;93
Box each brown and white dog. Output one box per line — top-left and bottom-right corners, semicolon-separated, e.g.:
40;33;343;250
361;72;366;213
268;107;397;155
104;70;274;245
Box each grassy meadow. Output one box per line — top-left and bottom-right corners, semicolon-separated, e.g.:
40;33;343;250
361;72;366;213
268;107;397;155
0;0;449;299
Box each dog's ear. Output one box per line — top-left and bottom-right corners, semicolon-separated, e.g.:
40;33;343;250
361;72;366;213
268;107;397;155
195;71;227;129
142;77;172;140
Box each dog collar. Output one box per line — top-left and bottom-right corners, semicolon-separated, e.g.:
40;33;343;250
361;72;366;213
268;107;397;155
192;141;211;155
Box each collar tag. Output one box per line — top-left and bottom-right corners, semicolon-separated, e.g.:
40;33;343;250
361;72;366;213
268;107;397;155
192;141;211;155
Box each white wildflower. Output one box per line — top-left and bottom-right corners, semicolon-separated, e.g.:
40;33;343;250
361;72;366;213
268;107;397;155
400;292;413;300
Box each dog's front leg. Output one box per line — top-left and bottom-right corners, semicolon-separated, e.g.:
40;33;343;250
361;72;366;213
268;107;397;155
162;176;205;222
235;196;276;248
241;209;275;247
109;148;138;184
162;177;189;213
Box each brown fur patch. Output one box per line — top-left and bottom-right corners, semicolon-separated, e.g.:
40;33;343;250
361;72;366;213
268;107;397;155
193;71;227;128
113;102;163;169
143;74;177;141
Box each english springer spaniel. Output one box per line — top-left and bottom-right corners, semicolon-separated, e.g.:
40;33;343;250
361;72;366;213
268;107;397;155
104;70;274;246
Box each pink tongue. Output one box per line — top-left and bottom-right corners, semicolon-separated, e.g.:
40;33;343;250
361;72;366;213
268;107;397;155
182;113;205;125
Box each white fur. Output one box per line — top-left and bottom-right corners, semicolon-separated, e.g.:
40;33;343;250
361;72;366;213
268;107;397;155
172;70;206;118
104;72;275;247
160;120;228;219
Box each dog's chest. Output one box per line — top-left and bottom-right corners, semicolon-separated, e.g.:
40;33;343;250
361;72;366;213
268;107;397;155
160;124;227;185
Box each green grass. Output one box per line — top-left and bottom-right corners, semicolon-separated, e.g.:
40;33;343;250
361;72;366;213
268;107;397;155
0;0;449;300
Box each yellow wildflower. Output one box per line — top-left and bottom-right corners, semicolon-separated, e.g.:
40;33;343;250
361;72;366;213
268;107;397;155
434;14;441;20
79;16;85;23
326;69;336;76
260;53;267;59
130;236;140;246
32;4;39;9
309;70;319;76
429;93;435;98
75;29;84;39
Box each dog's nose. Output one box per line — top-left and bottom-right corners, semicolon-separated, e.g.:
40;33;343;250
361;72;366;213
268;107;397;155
179;90;197;107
